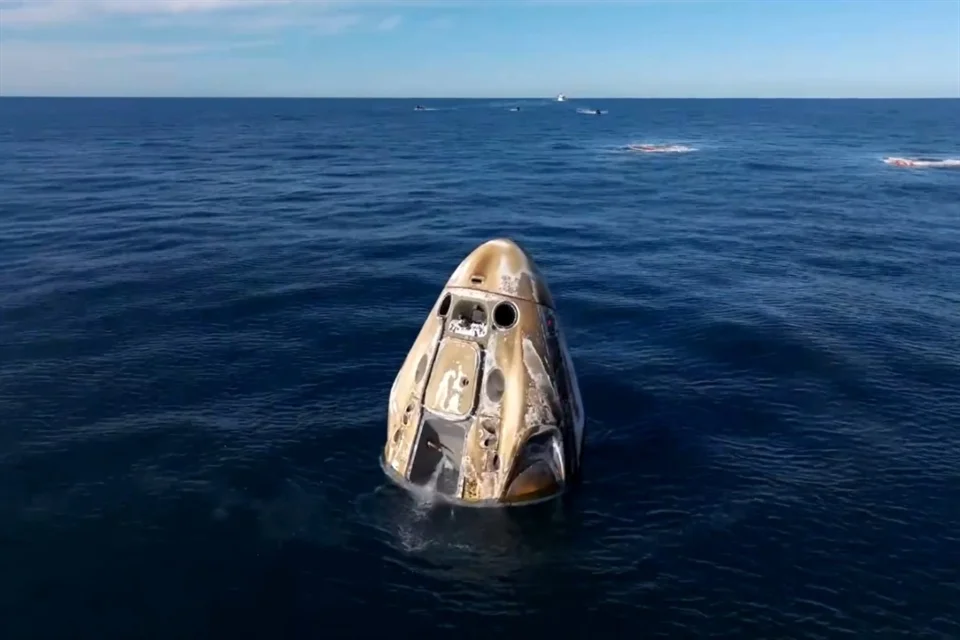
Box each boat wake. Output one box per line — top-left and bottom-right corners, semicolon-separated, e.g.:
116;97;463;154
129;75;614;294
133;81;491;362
883;156;960;168
626;143;697;154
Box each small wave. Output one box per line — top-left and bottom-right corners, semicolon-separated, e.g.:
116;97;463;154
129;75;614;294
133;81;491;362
743;160;813;173
576;108;607;116
626;143;697;154
883;156;960;169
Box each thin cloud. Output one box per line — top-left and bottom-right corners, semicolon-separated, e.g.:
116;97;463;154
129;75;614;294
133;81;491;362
0;0;84;24
216;11;361;35
312;12;362;34
0;0;646;27
0;38;274;60
0;0;460;25
0;0;319;25
0;0;526;26
0;1;374;40
376;15;401;31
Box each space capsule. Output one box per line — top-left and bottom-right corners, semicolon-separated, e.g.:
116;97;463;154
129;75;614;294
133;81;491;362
380;238;584;506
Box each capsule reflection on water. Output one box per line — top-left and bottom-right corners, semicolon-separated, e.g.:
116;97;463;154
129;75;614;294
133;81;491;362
380;238;584;506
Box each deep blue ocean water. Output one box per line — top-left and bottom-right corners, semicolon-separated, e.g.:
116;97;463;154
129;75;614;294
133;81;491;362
1;97;959;639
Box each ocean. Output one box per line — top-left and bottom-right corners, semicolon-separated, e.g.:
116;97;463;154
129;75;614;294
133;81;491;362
1;97;958;639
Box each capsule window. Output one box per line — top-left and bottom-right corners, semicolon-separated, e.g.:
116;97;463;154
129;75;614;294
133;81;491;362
437;294;452;317
452;299;487;325
414;354;427;383
492;301;518;330
486;369;504;403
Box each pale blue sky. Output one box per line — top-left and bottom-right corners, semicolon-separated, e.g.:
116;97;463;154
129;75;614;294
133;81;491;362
0;0;958;97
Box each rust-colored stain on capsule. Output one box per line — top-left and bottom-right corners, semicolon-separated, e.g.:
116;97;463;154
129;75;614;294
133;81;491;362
380;238;584;506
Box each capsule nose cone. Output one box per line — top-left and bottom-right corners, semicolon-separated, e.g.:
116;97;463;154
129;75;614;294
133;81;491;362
446;238;554;307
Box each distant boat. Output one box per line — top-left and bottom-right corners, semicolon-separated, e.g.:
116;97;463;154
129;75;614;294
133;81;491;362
556;93;567;102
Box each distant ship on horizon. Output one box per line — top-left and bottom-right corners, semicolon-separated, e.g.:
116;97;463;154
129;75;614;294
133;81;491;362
556;93;567;102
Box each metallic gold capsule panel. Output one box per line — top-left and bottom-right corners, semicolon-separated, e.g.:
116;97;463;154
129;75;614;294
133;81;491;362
382;238;583;506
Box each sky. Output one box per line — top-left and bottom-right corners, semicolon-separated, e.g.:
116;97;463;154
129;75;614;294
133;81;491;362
0;0;958;98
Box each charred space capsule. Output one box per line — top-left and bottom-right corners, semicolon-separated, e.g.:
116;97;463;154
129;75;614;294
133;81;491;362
380;238;584;506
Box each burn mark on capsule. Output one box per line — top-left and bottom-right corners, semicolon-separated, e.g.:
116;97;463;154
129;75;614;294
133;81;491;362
518;272;536;301
433;368;469;414
522;337;561;426
384;238;581;505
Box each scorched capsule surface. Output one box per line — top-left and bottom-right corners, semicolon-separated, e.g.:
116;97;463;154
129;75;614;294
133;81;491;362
381;238;584;506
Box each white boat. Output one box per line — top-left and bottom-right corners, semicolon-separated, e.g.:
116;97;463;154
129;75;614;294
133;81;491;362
556;93;566;102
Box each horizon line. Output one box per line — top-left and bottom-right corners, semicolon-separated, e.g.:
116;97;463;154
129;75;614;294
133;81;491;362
1;95;957;100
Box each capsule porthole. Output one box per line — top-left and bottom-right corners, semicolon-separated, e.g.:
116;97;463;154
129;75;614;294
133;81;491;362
486;369;504;403
492;301;517;330
437;294;452;316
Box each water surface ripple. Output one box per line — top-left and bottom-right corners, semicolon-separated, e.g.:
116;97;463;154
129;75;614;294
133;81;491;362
1;98;959;639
